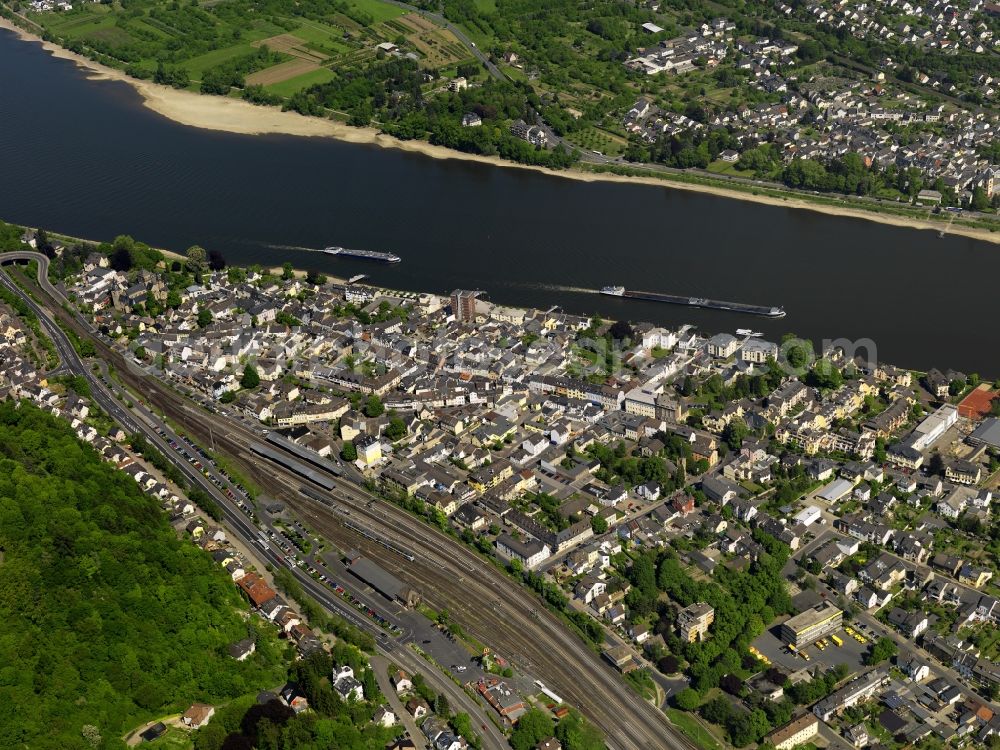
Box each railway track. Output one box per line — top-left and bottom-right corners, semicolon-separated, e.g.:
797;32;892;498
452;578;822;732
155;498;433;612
16;263;692;750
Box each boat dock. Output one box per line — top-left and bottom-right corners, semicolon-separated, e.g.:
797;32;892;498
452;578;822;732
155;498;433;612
601;286;785;318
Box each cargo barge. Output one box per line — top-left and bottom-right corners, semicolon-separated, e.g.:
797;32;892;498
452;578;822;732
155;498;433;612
600;286;785;318
323;246;401;263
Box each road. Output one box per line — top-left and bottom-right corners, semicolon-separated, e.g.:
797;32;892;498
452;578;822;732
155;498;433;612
785;521;1000;716
0;253;510;750
2;251;695;750
383;0;505;80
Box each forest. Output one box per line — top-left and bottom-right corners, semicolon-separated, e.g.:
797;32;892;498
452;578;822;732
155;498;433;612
284;58;579;168
621;536;796;747
192;649;399;750
0;402;289;749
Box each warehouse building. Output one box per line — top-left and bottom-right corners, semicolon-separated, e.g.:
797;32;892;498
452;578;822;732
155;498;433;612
780;601;843;648
909;404;957;452
344;551;420;607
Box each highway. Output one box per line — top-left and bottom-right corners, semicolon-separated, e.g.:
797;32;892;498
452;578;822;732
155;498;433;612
0;253;509;750
2;251;695;750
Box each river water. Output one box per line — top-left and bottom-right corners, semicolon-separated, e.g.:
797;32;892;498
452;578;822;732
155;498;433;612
1;28;997;375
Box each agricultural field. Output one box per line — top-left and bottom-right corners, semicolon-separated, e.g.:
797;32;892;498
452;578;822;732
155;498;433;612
381;13;472;69
247;58;322;87
564;126;628;158
27;0;467;97
344;0;407;24
148;727;195;750
262;66;336;97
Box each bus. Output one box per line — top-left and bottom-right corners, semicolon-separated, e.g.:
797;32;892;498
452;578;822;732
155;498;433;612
831;634;844;647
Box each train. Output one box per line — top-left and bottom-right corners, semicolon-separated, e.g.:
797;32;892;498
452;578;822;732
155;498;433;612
343;518;416;562
265;431;343;476
298;485;352;519
248;440;335;489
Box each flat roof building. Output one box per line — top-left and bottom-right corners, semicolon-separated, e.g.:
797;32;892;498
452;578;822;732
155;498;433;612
780;601;843;648
817;478;854;503
969;417;1000;450
910;404;957;452
344;552;419;606
677;602;715;642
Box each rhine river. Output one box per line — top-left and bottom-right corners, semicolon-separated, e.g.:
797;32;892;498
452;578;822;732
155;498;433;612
1;28;998;375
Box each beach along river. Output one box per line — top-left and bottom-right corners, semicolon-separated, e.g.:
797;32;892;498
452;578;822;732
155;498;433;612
1;28;998;375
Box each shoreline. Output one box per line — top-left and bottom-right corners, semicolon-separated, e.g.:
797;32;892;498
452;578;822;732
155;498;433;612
2;16;999;245
35;226;349;284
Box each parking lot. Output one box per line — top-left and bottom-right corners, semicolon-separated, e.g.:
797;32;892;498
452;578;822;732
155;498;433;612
752;622;871;674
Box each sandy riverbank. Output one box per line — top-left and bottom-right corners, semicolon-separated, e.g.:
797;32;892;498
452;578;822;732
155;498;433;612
4;16;999;245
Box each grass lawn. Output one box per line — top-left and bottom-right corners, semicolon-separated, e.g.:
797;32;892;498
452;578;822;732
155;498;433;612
156;727;194;750
624;669;657;701
666;709;725;750
348;0;407;23
565;127;626;157
264;66;336;96
706;159;747;176
182;42;257;76
472;0;496;11
151;727;194;750
500;64;528;81
33;8;121;42
291;20;353;53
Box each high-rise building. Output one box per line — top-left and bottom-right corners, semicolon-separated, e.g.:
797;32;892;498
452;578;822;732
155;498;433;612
450;289;481;323
677;602;715;642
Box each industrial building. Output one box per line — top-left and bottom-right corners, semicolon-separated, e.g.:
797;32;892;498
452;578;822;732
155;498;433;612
968;417;1000;450
344;551;419;606
780;601;843;648
909;404;957;452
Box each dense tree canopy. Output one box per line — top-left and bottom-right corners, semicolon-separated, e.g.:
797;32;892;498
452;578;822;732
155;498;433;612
0;402;287;749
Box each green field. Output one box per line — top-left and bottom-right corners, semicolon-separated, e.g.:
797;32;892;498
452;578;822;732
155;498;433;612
182;42;259;76
666;709;726;750
265;66;336;96
153;727;195;750
291;19;353;53
29;0;455;99
706;159;748;176
347;0;407;23
565;127;627;158
35;7;119;40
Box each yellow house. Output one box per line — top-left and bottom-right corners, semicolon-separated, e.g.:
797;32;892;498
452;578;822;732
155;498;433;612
355;435;382;466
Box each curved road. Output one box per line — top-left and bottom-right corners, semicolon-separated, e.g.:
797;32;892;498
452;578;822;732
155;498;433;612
2;251;697;750
383;0;505;80
0;251;509;750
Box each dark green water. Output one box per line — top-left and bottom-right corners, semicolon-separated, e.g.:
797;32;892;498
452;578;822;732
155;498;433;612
1;28;997;374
